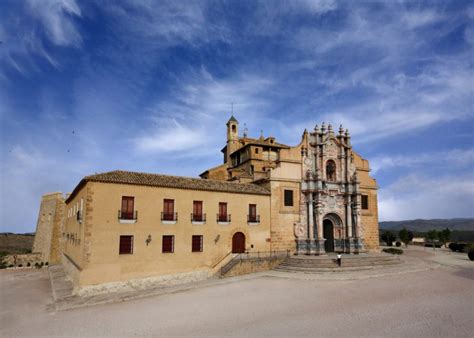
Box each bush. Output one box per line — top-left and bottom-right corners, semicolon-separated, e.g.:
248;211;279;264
457;244;467;253
45;262;49;266
18;264;22;267
34;263;40;269
468;249;474;261
27;262;31;267
40;262;44;266
395;241;401;247
9;264;14;268
383;248;403;255
448;243;458;252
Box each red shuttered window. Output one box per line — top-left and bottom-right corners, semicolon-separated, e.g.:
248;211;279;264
119;235;133;254
218;202;227;222
121;196;134;219
192;235;203;252
193;201;203;221
162;235;174;253
249;204;257;222
163;199;174;221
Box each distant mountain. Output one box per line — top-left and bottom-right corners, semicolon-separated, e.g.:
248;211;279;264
379;218;474;232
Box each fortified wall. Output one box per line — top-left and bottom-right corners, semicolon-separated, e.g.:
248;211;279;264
32;192;65;264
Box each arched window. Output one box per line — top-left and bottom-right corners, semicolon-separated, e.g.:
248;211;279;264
326;160;336;181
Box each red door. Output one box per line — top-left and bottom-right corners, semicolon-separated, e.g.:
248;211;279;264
232;232;245;253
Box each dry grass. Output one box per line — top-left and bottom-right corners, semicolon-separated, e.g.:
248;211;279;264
0;233;35;254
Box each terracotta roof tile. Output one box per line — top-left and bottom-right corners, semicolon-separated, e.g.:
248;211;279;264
66;170;270;203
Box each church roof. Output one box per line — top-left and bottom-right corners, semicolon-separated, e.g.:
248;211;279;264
66;170;270;203
226;115;238;124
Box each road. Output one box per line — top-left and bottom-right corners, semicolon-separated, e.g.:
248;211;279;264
1;248;473;337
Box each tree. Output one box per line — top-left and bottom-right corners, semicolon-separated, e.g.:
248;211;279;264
438;228;451;248
426;230;438;250
398;228;414;248
381;231;396;246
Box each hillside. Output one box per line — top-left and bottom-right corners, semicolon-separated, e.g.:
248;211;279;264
379;218;474;232
0;233;35;254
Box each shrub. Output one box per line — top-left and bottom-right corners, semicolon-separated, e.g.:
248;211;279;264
9;264;14;268
448;243;458;252
45;262;49;266
468;249;474;261
383;248;403;255
40;262;44;266
27;262;31;267
18;264;22;267
395;241;401;247
457;244;467;253
34;263;40;268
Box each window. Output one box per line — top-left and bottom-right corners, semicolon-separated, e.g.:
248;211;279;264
119;235;133;254
255;148;259;154
326;160;336;181
121;196;134;219
361;195;369;210
193;201;203;221
218;202;228;222
232;125;236;132
192;235;203;252
284;190;294;206
162;235;174;253
163;199;174;221
248;204;257;222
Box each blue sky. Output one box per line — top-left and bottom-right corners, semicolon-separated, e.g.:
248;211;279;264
1;0;473;233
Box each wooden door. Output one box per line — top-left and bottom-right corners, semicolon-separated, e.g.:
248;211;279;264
232;232;245;253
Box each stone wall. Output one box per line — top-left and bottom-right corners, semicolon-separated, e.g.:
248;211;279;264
2;253;44;267
32;192;65;263
222;257;285;278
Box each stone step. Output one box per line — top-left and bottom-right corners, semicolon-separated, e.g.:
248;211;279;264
273;266;376;273
280;259;399;266
274;254;401;273
48;264;74;302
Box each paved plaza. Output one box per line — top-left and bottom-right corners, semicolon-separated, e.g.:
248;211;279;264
1;248;473;337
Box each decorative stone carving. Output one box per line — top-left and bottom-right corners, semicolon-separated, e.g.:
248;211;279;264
294;222;306;238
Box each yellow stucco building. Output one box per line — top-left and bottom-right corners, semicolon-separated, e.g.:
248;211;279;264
42;116;379;291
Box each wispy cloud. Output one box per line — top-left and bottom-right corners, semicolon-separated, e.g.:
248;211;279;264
0;0;83;77
379;173;474;221
133;67;275;156
371;149;474;175
26;0;82;47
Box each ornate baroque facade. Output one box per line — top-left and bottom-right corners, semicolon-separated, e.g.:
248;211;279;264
296;124;364;255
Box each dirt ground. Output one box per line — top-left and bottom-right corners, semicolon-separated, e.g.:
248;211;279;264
1;249;473;337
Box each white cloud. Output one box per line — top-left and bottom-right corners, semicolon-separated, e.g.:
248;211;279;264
400;9;444;29
371;149;474;175
133;68;275;155
378;174;474;221
26;0;82;47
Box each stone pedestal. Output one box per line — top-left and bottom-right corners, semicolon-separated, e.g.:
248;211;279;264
295;239;326;255
296;239;308;255
314;239;326;255
344;238;354;254
352;238;364;254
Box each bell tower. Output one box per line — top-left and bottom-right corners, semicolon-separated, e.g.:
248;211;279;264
226;115;239;164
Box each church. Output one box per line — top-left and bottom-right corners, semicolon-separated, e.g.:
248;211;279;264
34;116;379;291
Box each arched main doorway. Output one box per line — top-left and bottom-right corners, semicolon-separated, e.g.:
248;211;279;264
323;213;343;253
323;220;334;253
232;232;246;253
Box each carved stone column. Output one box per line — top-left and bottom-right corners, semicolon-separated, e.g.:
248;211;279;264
345;195;353;253
307;193;316;254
